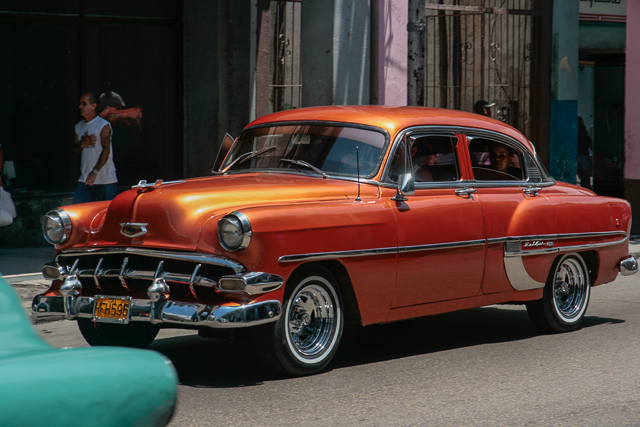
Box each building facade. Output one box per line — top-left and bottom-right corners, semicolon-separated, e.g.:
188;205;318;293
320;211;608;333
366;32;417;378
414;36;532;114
0;0;636;247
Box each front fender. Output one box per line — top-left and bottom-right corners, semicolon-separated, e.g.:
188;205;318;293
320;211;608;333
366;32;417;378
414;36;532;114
197;199;398;324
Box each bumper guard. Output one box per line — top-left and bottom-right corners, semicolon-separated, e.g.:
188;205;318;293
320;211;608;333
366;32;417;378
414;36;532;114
620;256;638;276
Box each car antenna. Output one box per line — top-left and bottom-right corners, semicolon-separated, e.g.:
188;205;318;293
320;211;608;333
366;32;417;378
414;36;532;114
355;146;361;201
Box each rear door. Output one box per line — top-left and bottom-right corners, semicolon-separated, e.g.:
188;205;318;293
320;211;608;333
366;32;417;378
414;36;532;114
466;132;557;293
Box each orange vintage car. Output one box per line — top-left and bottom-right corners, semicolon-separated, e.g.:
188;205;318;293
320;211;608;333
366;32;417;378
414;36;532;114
35;106;637;376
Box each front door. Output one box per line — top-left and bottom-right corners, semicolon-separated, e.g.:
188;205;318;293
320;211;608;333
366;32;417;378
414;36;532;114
389;134;486;308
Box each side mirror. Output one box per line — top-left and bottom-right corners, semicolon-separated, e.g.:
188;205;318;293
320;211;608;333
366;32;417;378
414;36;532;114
212;133;235;173
392;172;415;201
391;134;415;201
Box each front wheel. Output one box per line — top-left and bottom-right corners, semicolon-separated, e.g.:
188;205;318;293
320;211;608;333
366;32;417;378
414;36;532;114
77;319;160;348
253;265;343;376
526;253;591;333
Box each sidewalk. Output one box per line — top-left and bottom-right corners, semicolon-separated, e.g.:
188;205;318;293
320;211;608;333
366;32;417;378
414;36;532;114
2;238;639;313
0;247;55;313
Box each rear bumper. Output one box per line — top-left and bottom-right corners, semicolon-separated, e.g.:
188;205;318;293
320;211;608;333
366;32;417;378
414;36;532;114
32;294;281;328
620;256;638;276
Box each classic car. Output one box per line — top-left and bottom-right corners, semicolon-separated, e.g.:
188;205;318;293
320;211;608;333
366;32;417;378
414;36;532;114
0;275;177;427
34;106;638;376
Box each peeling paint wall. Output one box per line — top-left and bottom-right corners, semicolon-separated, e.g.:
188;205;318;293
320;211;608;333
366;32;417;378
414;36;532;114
374;0;408;106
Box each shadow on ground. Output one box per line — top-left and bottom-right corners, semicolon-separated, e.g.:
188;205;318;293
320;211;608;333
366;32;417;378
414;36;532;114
149;304;623;389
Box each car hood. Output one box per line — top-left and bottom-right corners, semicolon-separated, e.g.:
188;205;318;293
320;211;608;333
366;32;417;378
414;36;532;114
87;173;364;250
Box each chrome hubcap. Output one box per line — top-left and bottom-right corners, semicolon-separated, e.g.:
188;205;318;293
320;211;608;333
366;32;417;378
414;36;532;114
553;257;588;320
287;283;336;359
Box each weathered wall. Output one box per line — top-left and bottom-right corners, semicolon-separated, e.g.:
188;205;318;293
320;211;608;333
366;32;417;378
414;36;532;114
372;0;408;106
624;1;640;234
183;0;252;178
301;0;370;107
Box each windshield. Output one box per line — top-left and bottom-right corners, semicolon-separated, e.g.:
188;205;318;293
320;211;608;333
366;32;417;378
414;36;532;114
221;124;388;179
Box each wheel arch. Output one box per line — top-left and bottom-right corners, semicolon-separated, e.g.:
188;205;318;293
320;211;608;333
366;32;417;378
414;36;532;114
576;250;599;286
287;260;362;324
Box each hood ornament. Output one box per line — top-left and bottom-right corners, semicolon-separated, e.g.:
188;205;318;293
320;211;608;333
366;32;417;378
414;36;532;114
120;223;149;238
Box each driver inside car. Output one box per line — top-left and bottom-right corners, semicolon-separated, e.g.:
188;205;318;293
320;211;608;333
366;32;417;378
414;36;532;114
411;142;436;182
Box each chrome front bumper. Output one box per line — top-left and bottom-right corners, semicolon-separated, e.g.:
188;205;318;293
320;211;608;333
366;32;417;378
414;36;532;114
620;256;638;276
32;293;281;328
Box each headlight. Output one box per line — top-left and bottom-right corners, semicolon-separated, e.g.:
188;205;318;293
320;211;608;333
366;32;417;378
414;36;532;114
41;209;72;245
218;211;252;251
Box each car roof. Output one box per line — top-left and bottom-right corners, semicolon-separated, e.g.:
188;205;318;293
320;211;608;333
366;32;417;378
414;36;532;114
247;105;535;154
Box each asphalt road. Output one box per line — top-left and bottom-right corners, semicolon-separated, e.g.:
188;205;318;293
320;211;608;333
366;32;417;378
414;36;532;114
28;272;640;427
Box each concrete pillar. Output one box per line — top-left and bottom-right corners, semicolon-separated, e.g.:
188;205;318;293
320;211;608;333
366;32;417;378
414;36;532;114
183;0;251;178
549;2;580;183
371;0;408;106
183;1;219;178
624;2;640;234
301;0;370;107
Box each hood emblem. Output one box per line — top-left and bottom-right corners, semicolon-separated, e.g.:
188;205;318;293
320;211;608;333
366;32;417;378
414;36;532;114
120;223;149;238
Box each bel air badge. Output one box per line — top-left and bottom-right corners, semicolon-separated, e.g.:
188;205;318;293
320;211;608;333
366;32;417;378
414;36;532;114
523;240;553;249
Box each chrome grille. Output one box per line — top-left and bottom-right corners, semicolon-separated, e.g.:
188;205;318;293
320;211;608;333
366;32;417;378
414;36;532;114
50;248;245;299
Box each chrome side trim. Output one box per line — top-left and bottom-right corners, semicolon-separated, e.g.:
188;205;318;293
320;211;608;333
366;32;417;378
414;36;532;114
505;236;628;257
398;239;486;253
554;236;628;254
488;230;627;245
279;239;486;263
56;247;246;273
555;231;627;240
32;294;282;329
503;257;545;290
279;247;397;263
620;256;638;276
501;232;629;291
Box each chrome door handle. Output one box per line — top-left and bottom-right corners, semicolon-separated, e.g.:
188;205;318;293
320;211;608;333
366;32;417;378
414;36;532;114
455;187;477;198
524;186;541;197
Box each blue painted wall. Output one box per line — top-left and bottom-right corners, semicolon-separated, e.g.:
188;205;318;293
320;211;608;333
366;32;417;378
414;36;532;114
550;100;578;183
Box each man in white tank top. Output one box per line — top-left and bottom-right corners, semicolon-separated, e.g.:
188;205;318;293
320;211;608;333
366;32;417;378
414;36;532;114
72;93;118;204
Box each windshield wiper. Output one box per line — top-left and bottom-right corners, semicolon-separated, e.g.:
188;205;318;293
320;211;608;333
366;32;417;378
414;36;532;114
221;146;277;174
279;159;328;179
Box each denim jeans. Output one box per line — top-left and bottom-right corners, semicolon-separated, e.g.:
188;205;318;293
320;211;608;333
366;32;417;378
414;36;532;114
73;182;118;204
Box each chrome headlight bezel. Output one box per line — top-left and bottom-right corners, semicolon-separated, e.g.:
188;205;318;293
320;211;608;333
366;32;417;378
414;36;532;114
40;209;72;245
218;211;252;251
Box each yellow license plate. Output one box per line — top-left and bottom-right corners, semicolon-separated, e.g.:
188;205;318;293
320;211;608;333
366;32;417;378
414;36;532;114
94;296;131;323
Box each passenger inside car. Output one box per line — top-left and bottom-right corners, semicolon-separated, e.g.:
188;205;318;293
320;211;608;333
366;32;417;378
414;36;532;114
469;139;523;180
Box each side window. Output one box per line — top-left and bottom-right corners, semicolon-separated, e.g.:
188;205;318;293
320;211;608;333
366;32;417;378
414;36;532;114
410;135;459;182
468;138;525;181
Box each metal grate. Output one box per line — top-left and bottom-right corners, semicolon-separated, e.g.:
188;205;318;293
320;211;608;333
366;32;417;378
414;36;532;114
270;0;302;112
421;0;544;138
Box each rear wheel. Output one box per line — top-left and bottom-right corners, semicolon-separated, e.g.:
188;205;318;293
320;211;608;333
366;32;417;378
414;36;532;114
526;253;591;333
253;265;343;376
77;319;160;348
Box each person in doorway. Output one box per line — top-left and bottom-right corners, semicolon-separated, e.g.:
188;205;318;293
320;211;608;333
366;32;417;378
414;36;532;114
98;82;126;112
473;100;495;117
577;116;593;190
72;93;118;203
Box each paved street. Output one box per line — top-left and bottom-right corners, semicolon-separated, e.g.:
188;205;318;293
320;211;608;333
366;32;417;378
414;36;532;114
15;271;640;426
